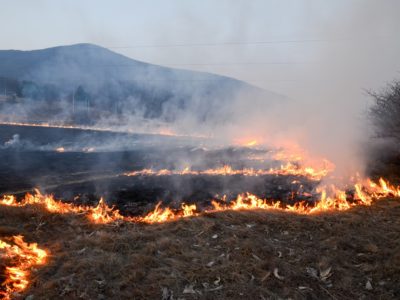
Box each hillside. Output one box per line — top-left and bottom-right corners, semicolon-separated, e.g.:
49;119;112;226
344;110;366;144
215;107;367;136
0;44;284;126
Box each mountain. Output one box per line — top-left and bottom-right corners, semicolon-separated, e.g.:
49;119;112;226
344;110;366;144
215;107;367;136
0;44;285;126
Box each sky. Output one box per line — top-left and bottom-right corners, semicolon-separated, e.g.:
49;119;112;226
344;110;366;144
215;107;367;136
1;0;400;173
1;0;399;96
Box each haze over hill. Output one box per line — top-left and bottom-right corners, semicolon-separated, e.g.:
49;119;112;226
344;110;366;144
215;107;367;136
0;44;285;134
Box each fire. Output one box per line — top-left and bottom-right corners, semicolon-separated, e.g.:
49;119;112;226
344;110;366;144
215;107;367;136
0;191;129;224
124;142;336;181
245;140;258;147
1;189;86;214
234;137;260;147
0;190;198;225
0;236;47;299
0;178;399;226
141;202;197;223
211;177;398;214
89;198;125;224
124;162;333;181
272;147;305;162
0;121;185;137
367;177;400;197
0;178;397;298
0;121;107;132
157;127;176;136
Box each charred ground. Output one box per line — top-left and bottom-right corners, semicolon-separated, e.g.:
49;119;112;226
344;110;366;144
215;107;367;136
0;125;318;214
1;124;400;299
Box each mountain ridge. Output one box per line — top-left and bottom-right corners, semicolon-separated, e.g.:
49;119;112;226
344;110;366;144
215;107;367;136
0;43;285;127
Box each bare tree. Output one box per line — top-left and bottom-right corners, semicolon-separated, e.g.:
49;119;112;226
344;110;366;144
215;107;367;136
369;80;400;141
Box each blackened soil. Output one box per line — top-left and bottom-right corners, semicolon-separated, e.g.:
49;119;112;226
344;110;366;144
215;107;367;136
0;125;318;216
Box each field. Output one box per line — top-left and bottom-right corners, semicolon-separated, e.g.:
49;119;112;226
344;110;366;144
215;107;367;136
0;125;317;212
1;124;400;299
1;196;399;299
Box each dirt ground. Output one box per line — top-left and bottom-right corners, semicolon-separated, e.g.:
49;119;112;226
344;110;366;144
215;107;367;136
1;198;399;299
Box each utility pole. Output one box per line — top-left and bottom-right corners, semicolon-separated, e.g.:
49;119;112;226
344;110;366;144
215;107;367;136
72;89;75;114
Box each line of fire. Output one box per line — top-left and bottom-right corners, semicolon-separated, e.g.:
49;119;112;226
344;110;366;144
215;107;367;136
1;2;400;299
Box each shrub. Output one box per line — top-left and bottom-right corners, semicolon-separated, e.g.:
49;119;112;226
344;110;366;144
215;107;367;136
369;80;400;141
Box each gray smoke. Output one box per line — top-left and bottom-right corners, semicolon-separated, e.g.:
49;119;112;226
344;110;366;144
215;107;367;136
1;1;400;180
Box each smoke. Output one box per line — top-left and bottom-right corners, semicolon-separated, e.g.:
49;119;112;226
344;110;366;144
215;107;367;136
161;0;400;179
95;0;399;180
1;1;400;184
269;1;400;178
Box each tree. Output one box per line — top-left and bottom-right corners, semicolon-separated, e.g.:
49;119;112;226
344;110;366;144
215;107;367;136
75;86;90;104
369;80;400;142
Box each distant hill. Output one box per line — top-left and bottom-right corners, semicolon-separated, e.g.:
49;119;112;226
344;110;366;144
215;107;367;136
0;44;286;127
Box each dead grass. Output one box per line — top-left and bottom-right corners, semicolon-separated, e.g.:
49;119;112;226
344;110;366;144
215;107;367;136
1;199;400;299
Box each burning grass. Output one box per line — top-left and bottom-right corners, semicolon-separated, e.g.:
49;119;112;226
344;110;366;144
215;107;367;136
1;177;399;225
0;236;47;299
0;197;399;299
0;177;400;299
123;162;333;181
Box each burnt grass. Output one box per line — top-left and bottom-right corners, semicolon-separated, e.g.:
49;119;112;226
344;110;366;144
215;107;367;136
0;199;400;299
0;147;318;216
1;125;400;299
0;124;317;215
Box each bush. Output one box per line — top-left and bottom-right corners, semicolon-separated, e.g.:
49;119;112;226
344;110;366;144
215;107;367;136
369;80;400;141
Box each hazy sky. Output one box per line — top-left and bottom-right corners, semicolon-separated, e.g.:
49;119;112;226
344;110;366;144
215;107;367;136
1;0;399;96
1;0;400;172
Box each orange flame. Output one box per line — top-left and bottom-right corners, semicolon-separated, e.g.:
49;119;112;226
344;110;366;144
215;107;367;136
0;190;198;224
89;198;126;224
210;177;398;214
233;137;261;147
0;177;398;300
124;162;334;181
0;236;47;299
141;202;197;224
245;140;258;147
0;178;398;225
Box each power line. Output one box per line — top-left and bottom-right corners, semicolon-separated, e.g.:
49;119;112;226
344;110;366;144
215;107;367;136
107;38;352;49
160;62;315;66
77;62;314;68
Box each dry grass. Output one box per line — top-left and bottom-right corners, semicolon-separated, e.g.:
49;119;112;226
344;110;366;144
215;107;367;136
1;199;400;299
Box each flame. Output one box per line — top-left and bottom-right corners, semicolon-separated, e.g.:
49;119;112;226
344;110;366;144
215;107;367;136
124;162;334;181
0;180;395;298
0;178;399;226
55;147;65;152
89;198;125;224
366;177;400;198
0;121;107;132
210;177;398;214
0;190;197;224
0;236;47;299
157;128;176;136
245;140;258;147
0;121;184;137
141;202;197;224
272;147;305;162
234;137;260;147
0;191;128;224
